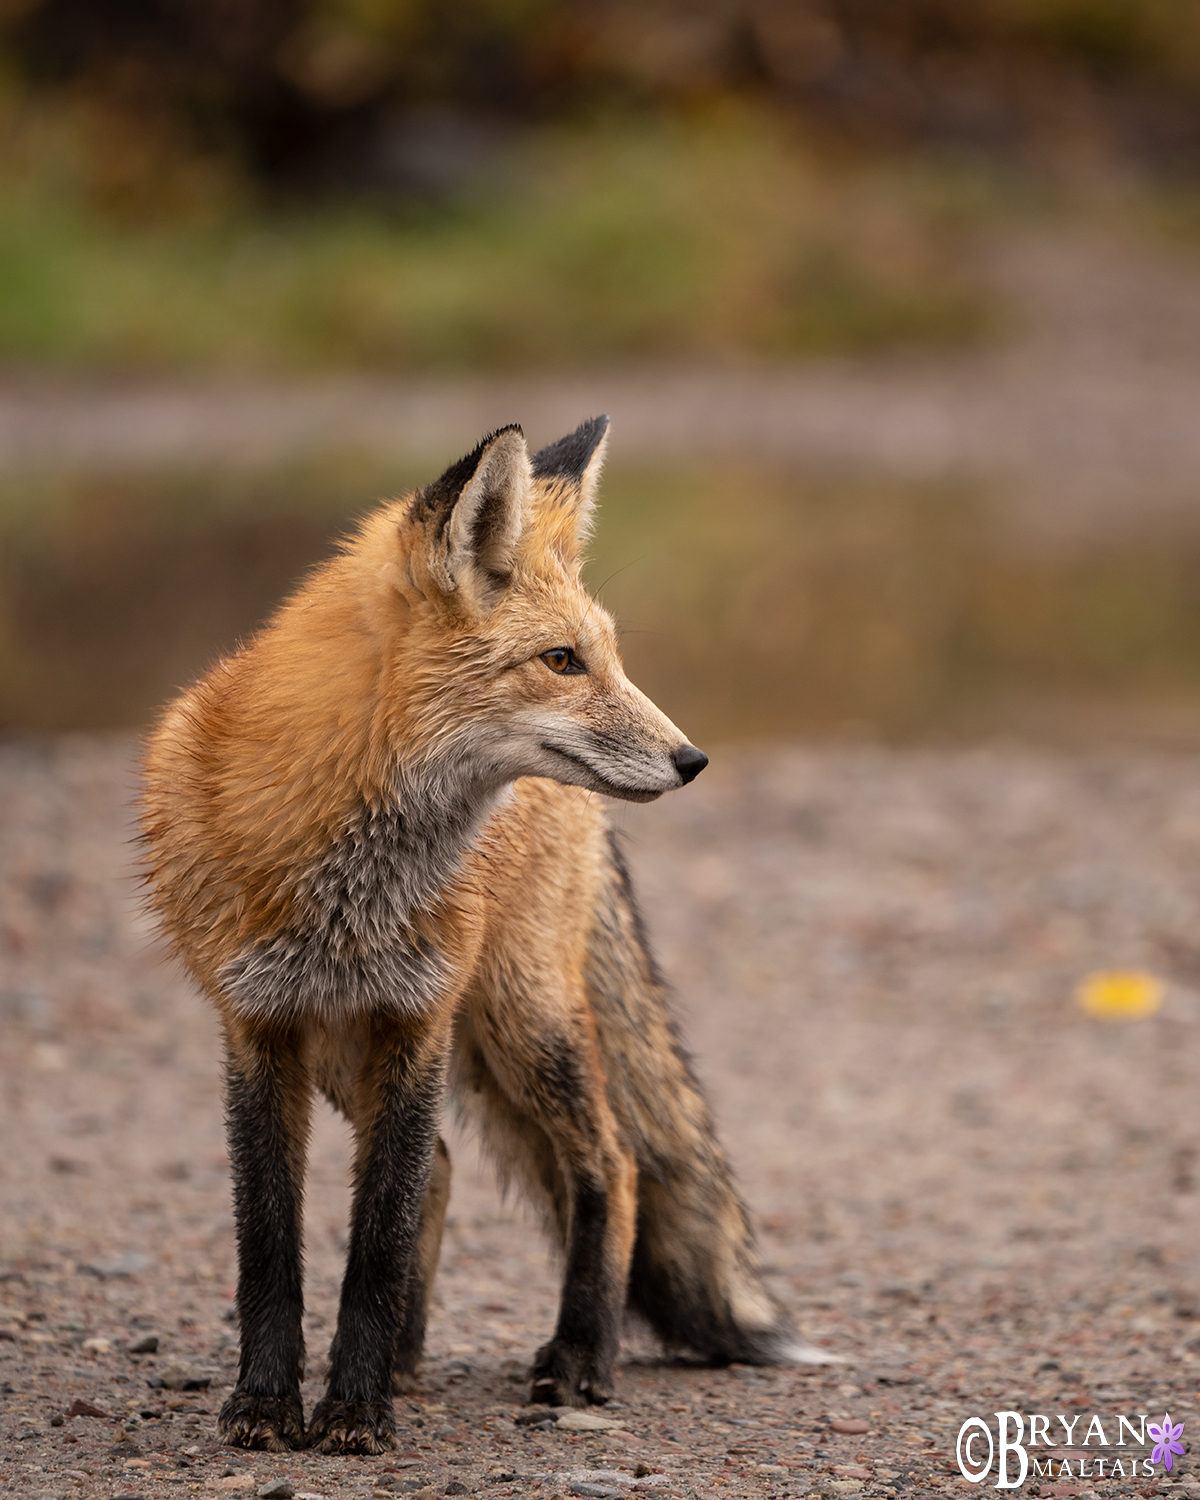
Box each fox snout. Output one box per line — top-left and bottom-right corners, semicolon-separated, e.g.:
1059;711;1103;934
673;743;708;785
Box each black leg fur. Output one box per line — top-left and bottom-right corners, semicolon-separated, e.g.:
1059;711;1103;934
530;1180;621;1406
307;1026;447;1455
219;1027;310;1451
392;1135;451;1393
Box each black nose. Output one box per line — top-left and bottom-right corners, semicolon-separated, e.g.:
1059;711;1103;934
672;744;708;785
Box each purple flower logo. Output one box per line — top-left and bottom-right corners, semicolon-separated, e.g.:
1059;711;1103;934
1148;1413;1186;1472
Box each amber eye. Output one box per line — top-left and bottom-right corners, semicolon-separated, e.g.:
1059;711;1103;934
540;647;584;675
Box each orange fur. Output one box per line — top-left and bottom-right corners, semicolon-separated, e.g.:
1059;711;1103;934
140;419;792;1456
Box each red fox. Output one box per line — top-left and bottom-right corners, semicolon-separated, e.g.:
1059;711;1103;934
140;418;805;1456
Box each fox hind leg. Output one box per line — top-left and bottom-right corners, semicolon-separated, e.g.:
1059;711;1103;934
452;1010;637;1407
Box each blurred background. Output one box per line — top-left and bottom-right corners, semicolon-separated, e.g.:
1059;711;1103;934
4;0;1200;744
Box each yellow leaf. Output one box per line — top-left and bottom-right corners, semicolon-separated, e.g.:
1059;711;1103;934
1077;970;1163;1021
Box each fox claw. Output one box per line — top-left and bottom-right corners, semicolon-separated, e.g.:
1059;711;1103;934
217;1390;305;1451
306;1395;397;1455
530;1339;613;1408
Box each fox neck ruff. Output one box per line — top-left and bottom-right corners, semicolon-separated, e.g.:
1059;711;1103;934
218;757;508;1025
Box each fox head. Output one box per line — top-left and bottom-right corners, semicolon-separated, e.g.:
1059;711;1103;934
370;417;706;803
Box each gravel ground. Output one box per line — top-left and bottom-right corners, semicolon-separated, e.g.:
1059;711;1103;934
2;734;1200;1500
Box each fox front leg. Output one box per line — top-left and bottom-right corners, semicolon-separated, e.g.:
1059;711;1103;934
391;1135;452;1394
306;1018;449;1455
218;1023;311;1451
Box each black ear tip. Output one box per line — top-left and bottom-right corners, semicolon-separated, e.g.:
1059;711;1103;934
531;414;611;482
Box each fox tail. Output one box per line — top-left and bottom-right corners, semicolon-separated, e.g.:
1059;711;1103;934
586;830;810;1366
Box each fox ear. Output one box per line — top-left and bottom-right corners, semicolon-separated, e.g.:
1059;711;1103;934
420;425;530;596
531;414;609;553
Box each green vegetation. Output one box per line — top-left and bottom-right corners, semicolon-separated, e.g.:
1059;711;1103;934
0;117;990;373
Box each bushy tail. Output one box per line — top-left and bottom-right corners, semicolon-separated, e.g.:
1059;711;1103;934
585;830;805;1365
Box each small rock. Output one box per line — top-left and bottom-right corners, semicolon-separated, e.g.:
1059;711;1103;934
80;1252;149;1279
757;1465;788;1476
515;1408;558;1425
49;1413;64;1426
556;1411;626;1433
827;1419;870;1435
633;1467;660;1480
210;1478;257;1493
444;1485;469;1497
158;1362;212;1391
81;1337;112;1354
569;1487;624;1500
129;1334;159;1355
67;1397;110;1419
257;1482;296;1499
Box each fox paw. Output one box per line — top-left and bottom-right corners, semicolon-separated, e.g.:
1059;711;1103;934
217;1390;305;1451
306;1396;397;1455
530;1339;613;1408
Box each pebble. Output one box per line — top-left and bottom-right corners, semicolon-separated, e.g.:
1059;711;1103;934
80;1252;149;1279
67;1397;110;1418
828;1419;870;1435
445;1484;470;1496
556;1411;626;1432
155;1362;212;1391
128;1334;159;1354
257;1482;296;1499
569;1486;624;1499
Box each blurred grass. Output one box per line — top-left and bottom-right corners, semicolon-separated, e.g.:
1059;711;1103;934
8;457;1200;744
0;114;993;372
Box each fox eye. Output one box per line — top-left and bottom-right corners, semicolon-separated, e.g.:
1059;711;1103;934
540;647;585;675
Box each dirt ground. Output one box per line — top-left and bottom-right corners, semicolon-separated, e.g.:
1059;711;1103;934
2;734;1200;1500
